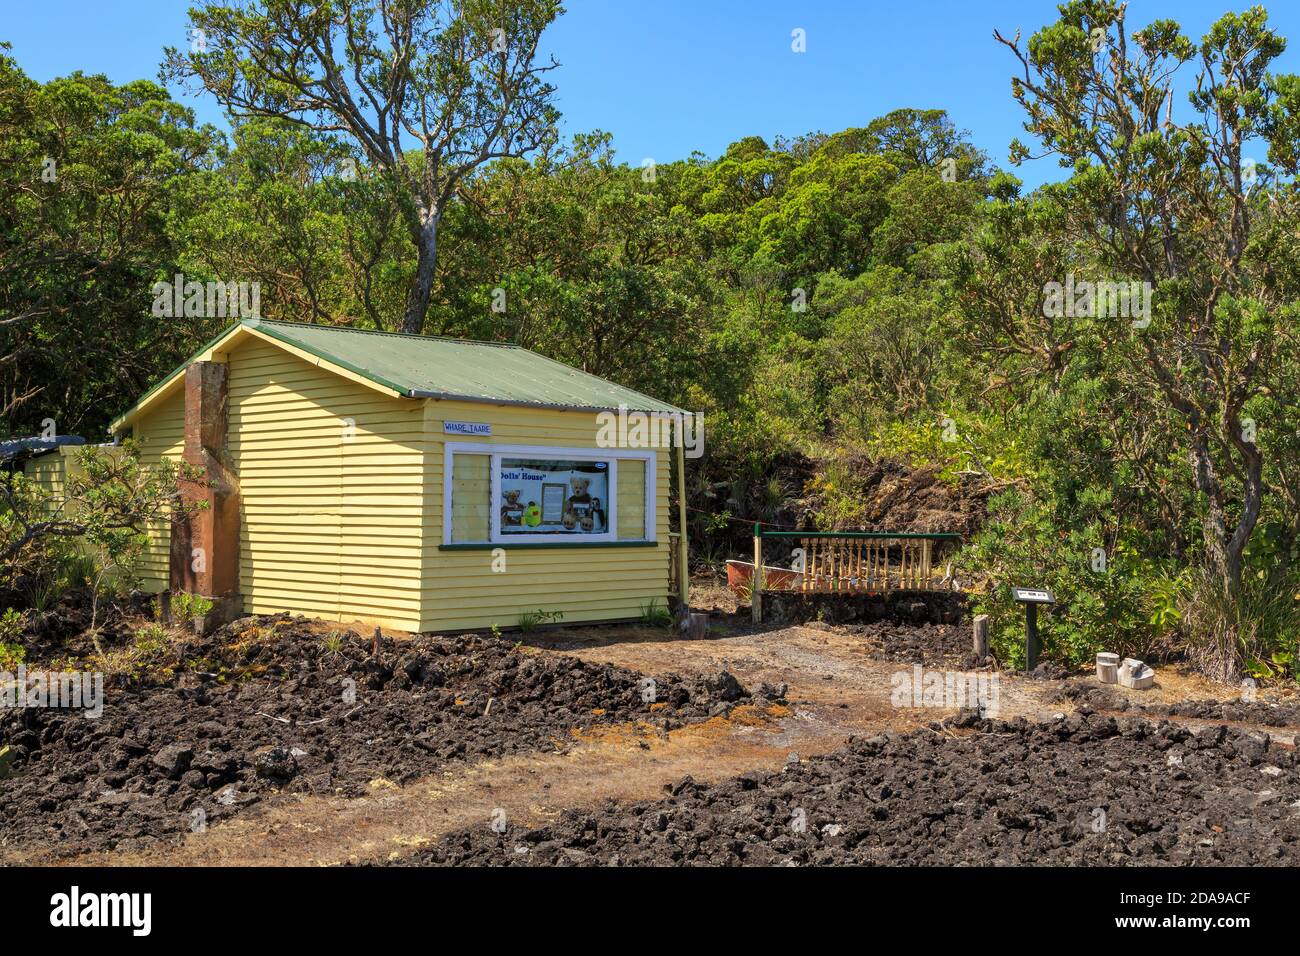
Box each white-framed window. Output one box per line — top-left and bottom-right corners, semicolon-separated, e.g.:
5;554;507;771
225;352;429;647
443;442;655;545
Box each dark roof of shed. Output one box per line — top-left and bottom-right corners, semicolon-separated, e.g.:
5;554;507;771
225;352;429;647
0;435;85;463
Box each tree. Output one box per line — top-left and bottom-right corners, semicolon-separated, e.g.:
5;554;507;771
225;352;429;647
437;138;715;395
165;0;563;335
0;49;222;439
991;2;1300;628
830;108;989;180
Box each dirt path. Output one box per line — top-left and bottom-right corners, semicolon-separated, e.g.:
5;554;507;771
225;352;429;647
11;619;1269;867
540;621;1063;733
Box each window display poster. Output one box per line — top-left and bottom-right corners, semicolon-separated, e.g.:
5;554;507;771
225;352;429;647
499;459;609;534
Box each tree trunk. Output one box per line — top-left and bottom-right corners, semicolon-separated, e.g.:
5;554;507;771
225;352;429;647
400;214;439;336
1188;436;1237;595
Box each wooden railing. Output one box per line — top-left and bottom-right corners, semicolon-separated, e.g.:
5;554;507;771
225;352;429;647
751;528;961;624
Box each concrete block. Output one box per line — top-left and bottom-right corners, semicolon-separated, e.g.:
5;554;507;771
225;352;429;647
1118;657;1155;690
1096;652;1119;684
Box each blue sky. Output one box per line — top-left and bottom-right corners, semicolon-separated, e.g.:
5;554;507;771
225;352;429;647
5;0;1300;188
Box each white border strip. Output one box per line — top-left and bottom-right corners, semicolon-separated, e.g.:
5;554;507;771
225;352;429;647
443;441;656;546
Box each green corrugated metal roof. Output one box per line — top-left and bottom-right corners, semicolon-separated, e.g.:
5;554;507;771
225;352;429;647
111;319;687;432
251;319;684;413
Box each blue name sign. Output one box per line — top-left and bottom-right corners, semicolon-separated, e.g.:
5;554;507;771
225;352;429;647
444;421;492;436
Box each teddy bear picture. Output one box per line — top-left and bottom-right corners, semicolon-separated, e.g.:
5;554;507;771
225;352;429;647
563;475;594;531
500;488;525;526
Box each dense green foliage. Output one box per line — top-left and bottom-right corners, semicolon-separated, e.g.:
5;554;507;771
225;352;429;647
4;3;1300;679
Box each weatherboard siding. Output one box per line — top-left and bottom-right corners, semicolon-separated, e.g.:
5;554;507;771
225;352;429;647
132;389;186;591
228;337;426;631
21;449;68;513
420;400;671;632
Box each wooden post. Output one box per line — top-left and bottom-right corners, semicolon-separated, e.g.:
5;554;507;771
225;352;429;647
973;614;989;657
675;438;689;609
751;524;763;624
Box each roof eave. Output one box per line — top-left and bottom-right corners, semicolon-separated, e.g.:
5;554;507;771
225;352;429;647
408;389;688;416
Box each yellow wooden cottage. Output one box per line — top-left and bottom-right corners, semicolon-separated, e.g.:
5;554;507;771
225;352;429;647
105;318;691;633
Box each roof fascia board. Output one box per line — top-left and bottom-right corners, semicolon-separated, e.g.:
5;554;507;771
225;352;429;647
411;389;688;416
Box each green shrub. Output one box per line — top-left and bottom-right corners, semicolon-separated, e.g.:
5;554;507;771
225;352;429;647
127;623;172;675
0;607;27;671
57;552;97;592
1178;570;1300;683
24;573;60;613
957;488;1171;669
0;607;24;643
0;641;24;672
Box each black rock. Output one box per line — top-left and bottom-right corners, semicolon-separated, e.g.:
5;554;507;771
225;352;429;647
252;745;298;781
706;671;747;702
151;743;194;778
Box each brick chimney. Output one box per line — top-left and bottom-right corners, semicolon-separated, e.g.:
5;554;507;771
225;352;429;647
169;360;241;629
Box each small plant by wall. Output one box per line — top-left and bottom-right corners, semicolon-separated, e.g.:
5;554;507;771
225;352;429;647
638;599;674;628
517;609;564;632
171;592;214;630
